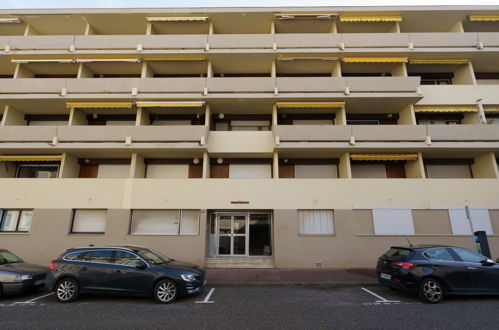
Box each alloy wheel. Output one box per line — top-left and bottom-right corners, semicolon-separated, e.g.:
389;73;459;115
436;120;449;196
155;280;177;304
56;279;77;302
422;279;443;303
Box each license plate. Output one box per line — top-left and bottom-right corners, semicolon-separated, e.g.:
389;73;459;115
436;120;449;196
34;280;44;285
380;273;391;280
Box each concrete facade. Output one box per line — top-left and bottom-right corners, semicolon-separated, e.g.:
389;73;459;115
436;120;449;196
0;6;499;268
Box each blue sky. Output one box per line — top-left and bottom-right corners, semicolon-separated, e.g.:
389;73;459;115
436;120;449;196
0;0;498;9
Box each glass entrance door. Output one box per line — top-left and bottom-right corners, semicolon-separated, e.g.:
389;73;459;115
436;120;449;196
217;214;248;256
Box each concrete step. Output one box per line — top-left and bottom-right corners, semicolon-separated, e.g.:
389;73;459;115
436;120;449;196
204;257;274;268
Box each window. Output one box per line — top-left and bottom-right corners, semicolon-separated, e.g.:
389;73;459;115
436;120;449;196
423;248;456;261
16;165;59;178
113;251;143;266
295;165;338;178
0;210;33;232
131;210;200;235
85;250;114;264
448;208;493;235
71;209;107;233
372;208;414;235
297;210;334;235
351;164;387;178
452;248;487;263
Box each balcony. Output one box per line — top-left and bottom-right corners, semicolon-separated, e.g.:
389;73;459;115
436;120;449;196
418;85;499;105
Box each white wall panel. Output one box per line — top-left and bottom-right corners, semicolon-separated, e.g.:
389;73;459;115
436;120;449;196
229;164;271;179
372;208;414;235
146;165;188;178
295;165;338;178
427;165;471;178
97;165;130;178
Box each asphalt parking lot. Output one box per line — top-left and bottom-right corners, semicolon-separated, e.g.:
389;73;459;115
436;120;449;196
2;285;499;330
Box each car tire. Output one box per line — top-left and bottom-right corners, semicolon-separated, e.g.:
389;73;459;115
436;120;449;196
55;278;79;303
0;283;3;300
154;279;178;304
418;278;444;304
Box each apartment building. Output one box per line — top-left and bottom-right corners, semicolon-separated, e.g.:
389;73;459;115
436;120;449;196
0;6;498;268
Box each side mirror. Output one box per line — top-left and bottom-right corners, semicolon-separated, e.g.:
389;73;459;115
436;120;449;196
135;261;147;269
480;259;496;266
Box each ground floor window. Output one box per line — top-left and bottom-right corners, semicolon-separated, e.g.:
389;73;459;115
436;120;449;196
372;208;414;235
0;210;33;232
130;210;200;235
297;210;334;235
71;209;107;234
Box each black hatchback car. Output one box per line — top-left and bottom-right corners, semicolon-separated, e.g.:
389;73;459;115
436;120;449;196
377;245;499;303
47;246;206;304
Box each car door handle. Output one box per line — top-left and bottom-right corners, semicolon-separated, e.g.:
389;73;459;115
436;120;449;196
79;267;87;272
115;269;122;273
467;267;477;270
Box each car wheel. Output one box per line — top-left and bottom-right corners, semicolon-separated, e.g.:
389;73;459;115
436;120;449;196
0;284;3;300
154;279;178;304
55;278;79;303
419;278;444;304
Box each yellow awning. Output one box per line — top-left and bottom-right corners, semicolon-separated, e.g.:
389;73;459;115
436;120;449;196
146;17;209;22
0;17;21;23
469;15;499;22
135;101;205;108
343;57;407;63
276;102;345;108
0;155;62;162
484;105;499;113
143;57;206;61
278;56;338;61
409;59;470;65
339;15;403;22
66;102;133;109
350;154;418;161
75;57;140;63
274;12;337;20
415;105;478;113
11;58;74;64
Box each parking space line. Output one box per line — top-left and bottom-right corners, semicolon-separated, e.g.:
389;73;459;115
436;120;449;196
14;292;54;304
195;288;215;304
361;287;400;303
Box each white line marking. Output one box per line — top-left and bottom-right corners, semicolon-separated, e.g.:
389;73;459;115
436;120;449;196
16;292;54;304
195;288;215;304
361;287;399;303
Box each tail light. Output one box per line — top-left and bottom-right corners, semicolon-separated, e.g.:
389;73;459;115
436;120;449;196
49;251;67;271
391;261;414;270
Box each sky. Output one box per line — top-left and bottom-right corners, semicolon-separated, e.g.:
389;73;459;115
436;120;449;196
0;0;498;9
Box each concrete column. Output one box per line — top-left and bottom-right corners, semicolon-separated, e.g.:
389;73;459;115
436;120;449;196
338;153;352;178
145;22;154;35
398;104;417;125
477;103;487;124
84;22;97;35
273;152;279;179
59;153;80;178
389;22;401;33
77;63;94;78
271;60;276;78
472;153;499;179
462;112;481;124
205;104;211;128
130;153;146;178
136;107;149;126
453;62;477;85
208;21;214;34
68;108;87;126
23;24;39;36
13;63;34;78
405;153;426;178
202;152;210;178
391;63;408;77
141;62;153;78
270;21;275;34
335;106;347;125
207;61;213;78
272;105;278;126
329;21;337;33
1;105;26;126
332;61;342;77
448;21;464;32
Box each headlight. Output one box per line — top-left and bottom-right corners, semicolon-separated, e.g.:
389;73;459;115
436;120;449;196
181;274;196;282
16;275;32;281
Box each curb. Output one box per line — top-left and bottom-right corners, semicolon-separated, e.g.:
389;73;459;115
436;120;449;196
207;282;380;287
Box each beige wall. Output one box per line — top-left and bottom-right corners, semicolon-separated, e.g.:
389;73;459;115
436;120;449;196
412;209;452;235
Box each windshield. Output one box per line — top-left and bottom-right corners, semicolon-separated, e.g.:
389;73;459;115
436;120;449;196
134;248;172;265
0;251;23;265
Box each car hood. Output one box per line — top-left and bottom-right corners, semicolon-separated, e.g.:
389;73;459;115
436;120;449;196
0;262;49;275
160;260;205;275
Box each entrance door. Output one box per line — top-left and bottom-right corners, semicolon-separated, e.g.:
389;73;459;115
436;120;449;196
217;214;248;256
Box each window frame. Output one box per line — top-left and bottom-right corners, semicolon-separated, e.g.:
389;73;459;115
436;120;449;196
297;209;335;236
0;209;34;233
15;163;60;178
422;247;458;262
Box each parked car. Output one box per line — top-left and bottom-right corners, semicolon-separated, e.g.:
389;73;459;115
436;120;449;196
377;244;499;303
46;245;206;304
0;249;48;299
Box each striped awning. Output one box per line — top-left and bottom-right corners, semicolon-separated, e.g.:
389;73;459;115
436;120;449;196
350;153;418;161
409;59;470;65
415;105;478;113
146;17;209;22
339;15;403;22
343;57;407;63
276;102;345;108
75;57;140;63
274;12;337;20
135;101;205;108
0;17;21;23
484;105;499;113
11;58;74;64
469;15;499;22
278;56;338;61
0;155;62;162
66;102;133;109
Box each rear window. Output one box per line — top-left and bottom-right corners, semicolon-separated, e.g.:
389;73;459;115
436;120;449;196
383;248;412;260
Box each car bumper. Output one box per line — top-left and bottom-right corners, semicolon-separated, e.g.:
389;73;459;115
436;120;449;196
180;276;207;296
377;272;419;294
2;279;46;295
